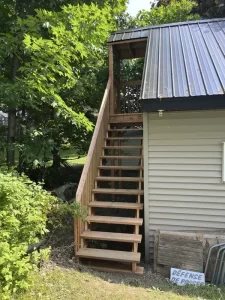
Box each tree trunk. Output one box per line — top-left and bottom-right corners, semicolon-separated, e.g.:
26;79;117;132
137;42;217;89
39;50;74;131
52;146;61;169
7;109;16;167
18;109;25;174
7;55;19;167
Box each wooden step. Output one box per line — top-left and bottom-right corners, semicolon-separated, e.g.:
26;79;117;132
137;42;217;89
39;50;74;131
89;201;143;210
98;166;143;170
81;231;142;243
77;248;141;263
96;176;143;182
101;155;142;159
82;261;144;275
108;128;143;132
106;137;143;140
103;146;142;149
86;215;143;226
93;188;144;195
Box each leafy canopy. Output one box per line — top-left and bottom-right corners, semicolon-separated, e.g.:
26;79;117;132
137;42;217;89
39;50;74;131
134;0;199;27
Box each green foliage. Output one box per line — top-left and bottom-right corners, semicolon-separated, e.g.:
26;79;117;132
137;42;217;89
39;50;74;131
0;171;55;298
0;1;128;169
48;200;87;232
134;0;200;27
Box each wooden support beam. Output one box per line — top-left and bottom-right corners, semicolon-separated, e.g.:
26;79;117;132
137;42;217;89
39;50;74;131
120;80;142;87
108;38;147;46
110;113;143;124
128;43;135;58
109;45;114;114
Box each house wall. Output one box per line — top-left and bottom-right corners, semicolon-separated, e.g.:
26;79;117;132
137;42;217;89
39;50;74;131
144;110;225;263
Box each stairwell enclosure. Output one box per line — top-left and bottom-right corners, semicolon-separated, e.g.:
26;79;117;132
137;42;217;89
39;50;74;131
74;79;111;253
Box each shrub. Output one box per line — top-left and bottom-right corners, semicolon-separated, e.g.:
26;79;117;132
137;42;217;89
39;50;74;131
0;172;55;299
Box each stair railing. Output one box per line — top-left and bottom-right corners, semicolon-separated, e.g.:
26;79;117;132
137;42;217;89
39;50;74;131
74;78;111;253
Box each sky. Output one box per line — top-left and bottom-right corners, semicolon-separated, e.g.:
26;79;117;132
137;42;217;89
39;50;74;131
127;0;152;16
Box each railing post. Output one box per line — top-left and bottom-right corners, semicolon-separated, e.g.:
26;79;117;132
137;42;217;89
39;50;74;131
109;45;114;114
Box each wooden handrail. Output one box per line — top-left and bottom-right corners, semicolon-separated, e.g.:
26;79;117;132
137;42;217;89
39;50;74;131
75;78;111;252
76;78;111;201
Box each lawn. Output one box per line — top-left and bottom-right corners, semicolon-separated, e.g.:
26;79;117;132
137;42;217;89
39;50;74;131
17;266;224;300
0;147;87;166
60;147;87;165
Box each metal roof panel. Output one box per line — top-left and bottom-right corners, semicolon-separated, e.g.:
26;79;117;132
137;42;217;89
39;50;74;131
170;26;189;98
141;18;225;100
142;29;160;99
157;27;173;98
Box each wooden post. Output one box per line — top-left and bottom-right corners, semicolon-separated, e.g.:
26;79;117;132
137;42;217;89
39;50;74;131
109;45;114;114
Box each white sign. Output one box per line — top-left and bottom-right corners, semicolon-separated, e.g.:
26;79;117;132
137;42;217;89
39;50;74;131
170;268;205;286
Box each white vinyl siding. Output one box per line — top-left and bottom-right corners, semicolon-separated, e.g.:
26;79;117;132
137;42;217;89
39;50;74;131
144;110;225;262
222;142;225;183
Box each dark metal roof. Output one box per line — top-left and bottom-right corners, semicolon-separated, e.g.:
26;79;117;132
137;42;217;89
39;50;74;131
141;18;225;100
108;27;149;43
108;18;225;43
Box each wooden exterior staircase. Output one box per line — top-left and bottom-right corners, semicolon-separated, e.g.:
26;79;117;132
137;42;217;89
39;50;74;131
75;79;144;274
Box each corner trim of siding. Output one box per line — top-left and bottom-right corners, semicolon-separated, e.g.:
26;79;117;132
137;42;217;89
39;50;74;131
143;112;150;263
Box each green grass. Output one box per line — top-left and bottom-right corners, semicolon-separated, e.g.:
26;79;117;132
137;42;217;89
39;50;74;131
17;267;225;300
60;147;87;165
0;147;87;167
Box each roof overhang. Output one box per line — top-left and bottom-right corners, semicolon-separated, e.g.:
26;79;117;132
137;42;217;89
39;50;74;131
142;95;225;112
140;18;225;111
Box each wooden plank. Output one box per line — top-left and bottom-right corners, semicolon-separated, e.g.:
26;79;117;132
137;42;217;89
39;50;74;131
89;201;143;209
110;113;143;124
81;231;142;243
103;146;143;149
96;177;144;182
108;37;147;45
77;248;141;263
75;78;111;255
101;155;142;159
106;137;143;140
81;260;144;274
109;45;114;114
155;231;204;277
120;80;142;87
108;128;143;132
98;166;143;170
92;188;144;195
86;215;143;226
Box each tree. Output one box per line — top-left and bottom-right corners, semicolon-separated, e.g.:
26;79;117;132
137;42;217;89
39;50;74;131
157;0;225;18
0;0;128;169
134;0;199;27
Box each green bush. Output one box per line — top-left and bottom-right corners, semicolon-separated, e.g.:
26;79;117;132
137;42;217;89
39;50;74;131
0;172;55;299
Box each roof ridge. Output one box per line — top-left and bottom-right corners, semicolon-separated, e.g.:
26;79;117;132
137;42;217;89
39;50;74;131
110;18;225;35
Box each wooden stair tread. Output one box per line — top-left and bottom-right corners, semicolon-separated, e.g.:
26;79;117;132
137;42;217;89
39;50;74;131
96;176;143;182
89;201;143;209
103;146;142;149
98;166;143;170
86;215;143;225
106;137;143;140
93;188;144;195
81;231;142;243
77;248;141;263
101;155;142;159
108;128;143;132
81;261;144;275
